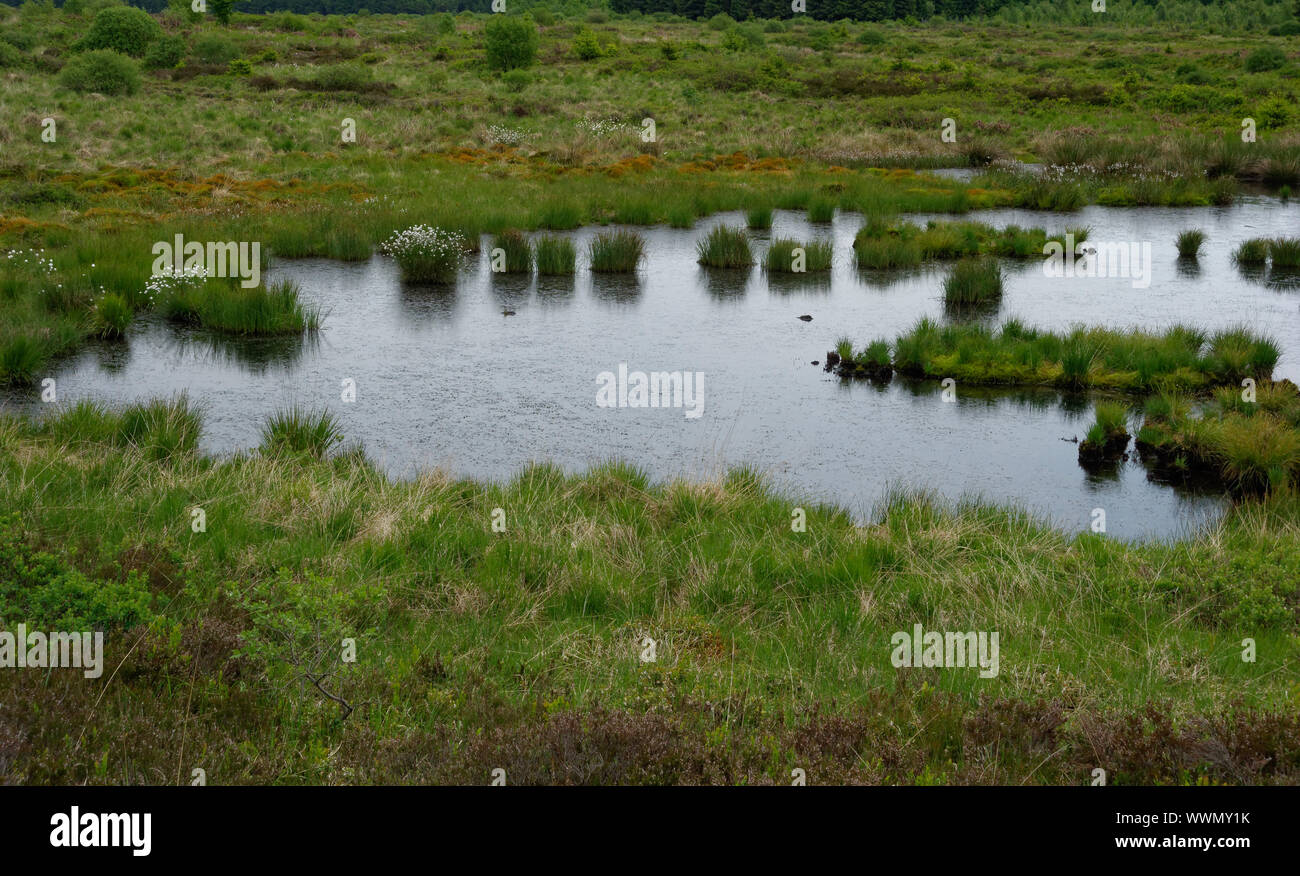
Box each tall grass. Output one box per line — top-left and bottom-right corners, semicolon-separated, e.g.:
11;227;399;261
164;279;319;335
1269;237;1300;269
1233;238;1270;266
764;238;832;273
943;257;1003;305
746;205;773;229
589;230;644;273
696;225;753;268
534;235;576;275
1175;229;1205;258
853;235;921;269
37;396;204;462
807;198;835;223
491;230;533;274
259;406;344;459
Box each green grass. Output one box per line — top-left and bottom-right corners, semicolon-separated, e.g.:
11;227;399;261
1;403;1298;784
589;230;645;273
1176;229;1206;258
764;237;832;272
1234;238;1270;266
89;292;132;339
853;235;922;269
162;278;319;336
696;224;753;268
259;406;344;459
874;318;1278;392
534;234;576;275
943;257;1003;306
1269;237;1300;269
806;198;835;223
491;230;533;274
745;205;773;229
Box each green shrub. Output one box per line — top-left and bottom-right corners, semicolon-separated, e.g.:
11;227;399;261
572;26;602;61
0;514;156;630
313;63;374;91
59;49;140;95
192;33;239;65
228;58;252;76
484;14;538;71
1244;46;1286;73
142;34;186;70
76;6;160;58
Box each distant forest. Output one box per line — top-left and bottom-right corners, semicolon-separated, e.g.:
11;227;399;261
7;0;1296;24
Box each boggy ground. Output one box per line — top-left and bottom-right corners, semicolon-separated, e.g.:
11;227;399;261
0;403;1297;785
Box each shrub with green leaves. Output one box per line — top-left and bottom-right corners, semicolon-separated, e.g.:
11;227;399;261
1244;46;1286;73
75;6;161;58
572;26;602;61
59;49;140;96
193;33;239;66
0;515;155;630
484;14;538;71
142;34;186;71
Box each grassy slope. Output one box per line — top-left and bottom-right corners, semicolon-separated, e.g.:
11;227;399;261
0;409;1297;785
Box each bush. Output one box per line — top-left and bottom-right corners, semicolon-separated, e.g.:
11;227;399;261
1244;46;1287;73
142;34;186;70
573;26;602;61
0;513;156;630
228;57;252;76
76;6;160;58
484;14;538;72
313;63;373;91
59;49;140;95
192;33;239;65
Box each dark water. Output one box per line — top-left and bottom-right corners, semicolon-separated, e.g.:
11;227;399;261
6;200;1299;541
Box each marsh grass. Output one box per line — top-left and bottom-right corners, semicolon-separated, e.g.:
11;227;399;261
589;230;644;273
696;225;753;268
37;396;203;462
746;205;773;229
534;235;576;275
259;406;344;459
943;257;1003;305
1176;229;1206;258
878;318;1277;392
491;230;534;273
0;335;46;385
89;292;132;339
764;237;832;273
853;235;921;269
806;198;835;223
164;278;318;335
1234;238;1270;266
1268;237;1300;269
